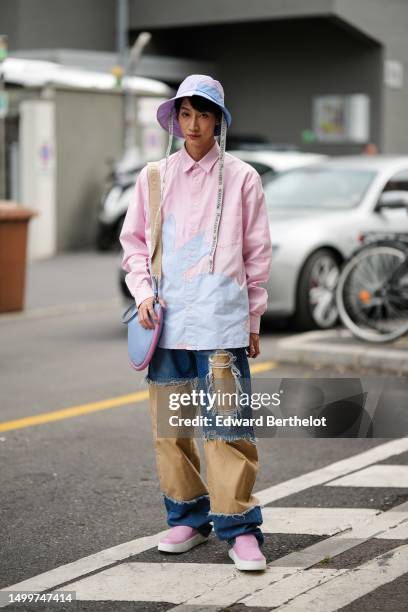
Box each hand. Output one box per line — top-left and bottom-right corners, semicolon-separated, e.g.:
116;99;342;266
138;297;166;330
247;333;260;358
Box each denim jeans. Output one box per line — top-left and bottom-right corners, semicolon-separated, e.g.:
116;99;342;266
147;346;264;547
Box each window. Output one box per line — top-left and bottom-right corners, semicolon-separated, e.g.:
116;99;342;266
263;167;376;210
246;161;274;176
382;169;408;192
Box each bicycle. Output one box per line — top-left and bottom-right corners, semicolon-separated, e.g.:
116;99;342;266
336;232;408;343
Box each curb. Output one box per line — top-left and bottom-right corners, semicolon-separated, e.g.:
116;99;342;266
276;329;408;374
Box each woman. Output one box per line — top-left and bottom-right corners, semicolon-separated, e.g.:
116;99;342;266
120;74;272;571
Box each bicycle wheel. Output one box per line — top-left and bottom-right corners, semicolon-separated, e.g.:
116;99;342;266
336;244;408;343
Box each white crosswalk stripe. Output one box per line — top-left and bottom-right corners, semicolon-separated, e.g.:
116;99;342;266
240;568;347;608
58;562;235;604
241;518;408;608
325;464;408;488
2;439;408;610
261;507;379;536
377;521;408;539
274;544;408;611
256;437;408;505
167;501;408;608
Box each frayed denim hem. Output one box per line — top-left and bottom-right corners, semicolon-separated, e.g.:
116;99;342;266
145;375;199;388
203;431;257;445
162;492;210;506
208;504;261;519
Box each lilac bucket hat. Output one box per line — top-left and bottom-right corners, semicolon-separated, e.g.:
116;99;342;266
157;74;232;138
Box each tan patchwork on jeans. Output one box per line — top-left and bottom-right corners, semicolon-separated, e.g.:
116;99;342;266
204;438;260;515
148;382;209;502
147;373;259;514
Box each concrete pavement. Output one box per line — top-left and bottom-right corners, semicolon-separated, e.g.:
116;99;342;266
275;328;408;375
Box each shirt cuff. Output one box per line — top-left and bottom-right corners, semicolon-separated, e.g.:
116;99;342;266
134;284;154;308
249;314;260;334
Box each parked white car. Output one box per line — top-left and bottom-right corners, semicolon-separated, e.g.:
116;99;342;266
263;156;408;329
228;149;327;176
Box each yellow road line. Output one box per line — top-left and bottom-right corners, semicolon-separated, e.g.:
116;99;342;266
251;360;278;374
0;391;149;433
0;361;277;433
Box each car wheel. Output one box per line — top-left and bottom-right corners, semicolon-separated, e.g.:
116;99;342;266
119;267;133;300
112;215;126;251
294;249;341;331
96;225;114;251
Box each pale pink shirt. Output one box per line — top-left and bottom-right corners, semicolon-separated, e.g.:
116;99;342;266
120;140;272;350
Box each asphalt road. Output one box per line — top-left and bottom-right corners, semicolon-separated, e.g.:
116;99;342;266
0;304;387;581
0;252;407;610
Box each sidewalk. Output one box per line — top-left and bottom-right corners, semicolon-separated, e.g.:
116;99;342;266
0;251;124;321
275;328;408;375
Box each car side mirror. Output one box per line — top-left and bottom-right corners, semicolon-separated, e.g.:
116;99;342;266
375;190;408;211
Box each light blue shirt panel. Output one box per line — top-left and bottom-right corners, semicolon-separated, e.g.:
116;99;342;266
157;214;249;350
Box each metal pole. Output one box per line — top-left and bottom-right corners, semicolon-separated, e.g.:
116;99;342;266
116;1;151;152
124;31;151;151
116;0;128;74
116;0;129;151
0;35;7;199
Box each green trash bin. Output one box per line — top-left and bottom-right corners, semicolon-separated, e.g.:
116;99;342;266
0;201;37;313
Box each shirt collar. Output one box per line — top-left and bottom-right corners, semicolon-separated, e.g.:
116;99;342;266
180;140;220;174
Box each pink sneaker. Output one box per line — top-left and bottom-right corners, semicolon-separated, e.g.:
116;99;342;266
228;534;266;571
158;526;209;553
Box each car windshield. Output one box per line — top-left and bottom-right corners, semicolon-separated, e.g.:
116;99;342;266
263;167;376;210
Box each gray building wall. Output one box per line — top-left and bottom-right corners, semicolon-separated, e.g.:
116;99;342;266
0;0;116;52
220;20;382;155
334;0;408;154
130;0;408;155
54;89;123;250
129;0;336;29
132;19;383;155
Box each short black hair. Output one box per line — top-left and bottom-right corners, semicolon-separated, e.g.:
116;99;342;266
175;95;222;121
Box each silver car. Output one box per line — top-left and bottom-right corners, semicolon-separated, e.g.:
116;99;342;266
229;149;327;176
264;156;408;329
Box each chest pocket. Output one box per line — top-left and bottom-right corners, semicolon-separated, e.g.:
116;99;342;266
216;208;242;247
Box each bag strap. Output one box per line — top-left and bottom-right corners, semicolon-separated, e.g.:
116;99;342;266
147;162;162;297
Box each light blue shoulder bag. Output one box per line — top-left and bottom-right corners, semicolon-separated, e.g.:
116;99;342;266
121;162;164;370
